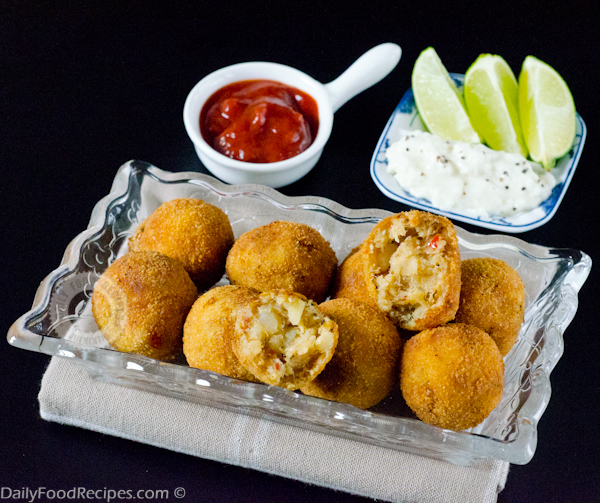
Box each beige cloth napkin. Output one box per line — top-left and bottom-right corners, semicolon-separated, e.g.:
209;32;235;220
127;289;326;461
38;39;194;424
39;357;509;503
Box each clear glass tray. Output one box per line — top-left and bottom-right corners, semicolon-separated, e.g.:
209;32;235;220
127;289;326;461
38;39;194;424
8;160;591;465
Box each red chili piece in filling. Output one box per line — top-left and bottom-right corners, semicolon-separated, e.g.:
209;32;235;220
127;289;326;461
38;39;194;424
428;234;441;249
200;80;319;163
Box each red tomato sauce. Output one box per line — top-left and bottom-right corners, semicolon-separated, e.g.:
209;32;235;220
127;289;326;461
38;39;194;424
200;80;319;163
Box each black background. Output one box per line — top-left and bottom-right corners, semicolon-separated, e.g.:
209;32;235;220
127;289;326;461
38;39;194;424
2;1;599;501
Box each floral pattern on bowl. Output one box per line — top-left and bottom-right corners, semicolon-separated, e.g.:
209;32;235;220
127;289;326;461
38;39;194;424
370;74;586;233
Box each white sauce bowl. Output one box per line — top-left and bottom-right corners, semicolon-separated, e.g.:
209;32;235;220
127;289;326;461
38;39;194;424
183;43;401;187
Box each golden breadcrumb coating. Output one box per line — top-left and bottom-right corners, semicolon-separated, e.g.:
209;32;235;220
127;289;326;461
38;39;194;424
301;298;402;409
225;221;338;303
129;198;234;291
232;290;338;390
183;285;259;382
454;258;525;356
400;323;504;431
362;210;461;331
332;246;375;307
92;251;198;362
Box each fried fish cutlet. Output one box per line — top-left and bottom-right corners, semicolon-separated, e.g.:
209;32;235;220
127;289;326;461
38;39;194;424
454;257;525;356
183;285;259;382
400;323;505;431
225;221;338;303
92;250;198;362
129;198;234;291
361;210;461;331
232;290;338;390
301;298;402;409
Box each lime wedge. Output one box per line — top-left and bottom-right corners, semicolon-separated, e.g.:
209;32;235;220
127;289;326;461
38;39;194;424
518;56;576;170
412;47;480;143
464;54;528;156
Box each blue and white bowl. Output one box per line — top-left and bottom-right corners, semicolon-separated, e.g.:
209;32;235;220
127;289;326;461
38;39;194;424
370;74;586;233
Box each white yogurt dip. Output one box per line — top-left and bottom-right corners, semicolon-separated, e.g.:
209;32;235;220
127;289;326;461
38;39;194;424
386;130;556;218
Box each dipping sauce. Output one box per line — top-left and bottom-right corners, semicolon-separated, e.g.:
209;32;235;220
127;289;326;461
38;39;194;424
200;80;319;163
386;130;556;218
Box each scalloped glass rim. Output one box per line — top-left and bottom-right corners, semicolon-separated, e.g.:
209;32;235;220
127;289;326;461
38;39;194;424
370;73;587;233
8;161;591;465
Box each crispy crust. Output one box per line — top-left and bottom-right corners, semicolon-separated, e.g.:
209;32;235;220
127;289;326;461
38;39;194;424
301;298;402;409
183;285;260;382
129;198;234;291
454;258;525;356
362;210;461;331
400;323;504;431
331;245;377;308
92;251;198;362
231;290;338;390
225;221;338;303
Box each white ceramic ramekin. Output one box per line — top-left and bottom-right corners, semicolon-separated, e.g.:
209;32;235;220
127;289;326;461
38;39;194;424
183;43;401;187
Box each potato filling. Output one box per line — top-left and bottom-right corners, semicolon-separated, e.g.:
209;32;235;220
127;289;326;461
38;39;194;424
369;220;448;324
237;291;337;388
